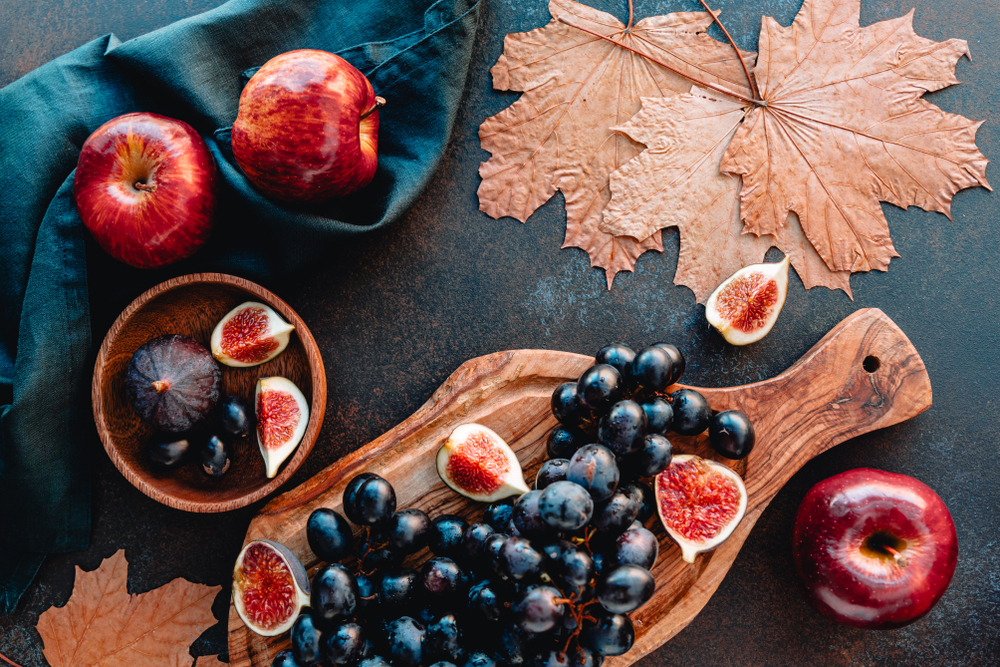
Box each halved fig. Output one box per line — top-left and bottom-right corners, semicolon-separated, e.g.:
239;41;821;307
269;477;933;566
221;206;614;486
437;423;530;502
705;256;789;346
232;539;310;637
255;376;310;478
655;454;747;563
211;301;294;367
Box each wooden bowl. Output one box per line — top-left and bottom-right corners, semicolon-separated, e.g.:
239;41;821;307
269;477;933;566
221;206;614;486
93;273;326;513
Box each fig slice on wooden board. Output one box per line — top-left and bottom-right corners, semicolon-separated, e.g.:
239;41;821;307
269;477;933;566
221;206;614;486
255;377;310;478
211;301;295;367
437;423;530;502
655;454;748;563
232;539;310;637
705;257;789;345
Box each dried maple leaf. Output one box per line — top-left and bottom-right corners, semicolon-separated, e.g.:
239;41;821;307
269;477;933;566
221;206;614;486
722;0;990;274
478;0;754;287
194;656;228;667
603;91;850;301
36;550;220;667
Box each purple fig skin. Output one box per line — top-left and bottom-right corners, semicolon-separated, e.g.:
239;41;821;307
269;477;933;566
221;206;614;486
125;334;221;432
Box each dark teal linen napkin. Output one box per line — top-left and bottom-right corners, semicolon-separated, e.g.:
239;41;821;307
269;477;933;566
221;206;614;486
0;0;482;613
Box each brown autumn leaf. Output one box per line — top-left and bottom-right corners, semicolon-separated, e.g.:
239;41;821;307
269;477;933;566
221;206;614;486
194;656;228;667
477;0;754;287
603;91;850;302
36;550;220;667
722;0;990;275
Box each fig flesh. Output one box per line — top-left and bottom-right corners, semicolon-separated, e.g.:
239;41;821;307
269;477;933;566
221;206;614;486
256;376;310;478
211;301;295;367
233;539;311;637
436;423;529;502
705;256;789;345
125;334;221;432
655;454;747;563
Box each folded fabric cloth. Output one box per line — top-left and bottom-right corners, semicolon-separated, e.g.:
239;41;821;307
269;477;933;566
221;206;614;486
0;0;482;613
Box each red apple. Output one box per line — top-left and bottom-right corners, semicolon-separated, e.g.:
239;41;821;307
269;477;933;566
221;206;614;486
73;112;216;269
792;468;958;629
231;49;382;203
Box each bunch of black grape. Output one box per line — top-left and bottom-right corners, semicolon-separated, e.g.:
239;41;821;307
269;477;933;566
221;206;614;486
550;343;755;471
276;465;661;667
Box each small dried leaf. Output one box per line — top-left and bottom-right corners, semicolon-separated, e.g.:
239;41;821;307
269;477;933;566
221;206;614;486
36;551;220;667
194;656;228;667
478;0;753;286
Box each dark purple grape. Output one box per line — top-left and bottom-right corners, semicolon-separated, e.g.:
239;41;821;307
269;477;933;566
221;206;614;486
620;434;672;479
468;579;504;622
670;389;712;435
462;523;495;561
709;410;756;459
385;617;426;667
312;563;358;624
356;571;377;617
629;347;673;393
512;585;566;633
481;533;508;577
611;524;658;569
500;537;545;581
653;343;685;384
363;544;401;572
582;612;634;656
483;499;516;532
566;445;619;502
426;613;465;663
324;621;367;665
549;543;594;589
597;565;655;613
497;624;532;666
199;434;231;477
378;568;420;610
539;481;594;531
535;458;571;489
547;426;588;459
147;433;192;468
462;652;497;667
577;365;623;412
597;400;647;457
219;395;252;437
640;397;673;435
551;382;587;426
512;490;548;537
307;508;353;563
430;515;468;558
291;612;323;665
343;473;397;526
595;343;636;377
591;491;639;536
421;557;467;601
387;509;431;554
272;651;299;667
619;481;655;523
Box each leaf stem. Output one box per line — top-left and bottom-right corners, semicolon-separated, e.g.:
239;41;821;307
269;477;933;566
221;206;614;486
695;0;760;99
0;652;24;667
626;0;634;30
557;17;764;107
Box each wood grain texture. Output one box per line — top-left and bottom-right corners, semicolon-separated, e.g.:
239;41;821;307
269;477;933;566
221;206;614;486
227;308;930;665
92;273;327;513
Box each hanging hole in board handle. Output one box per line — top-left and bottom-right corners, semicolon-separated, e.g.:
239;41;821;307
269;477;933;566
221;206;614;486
863;356;881;373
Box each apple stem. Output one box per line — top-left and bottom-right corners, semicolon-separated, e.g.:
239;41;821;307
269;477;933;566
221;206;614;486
882;544;909;567
360;97;386;121
133;181;155;192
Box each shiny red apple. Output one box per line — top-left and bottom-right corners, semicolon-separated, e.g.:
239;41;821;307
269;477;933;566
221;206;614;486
792;468;958;629
73;112;216;269
231;49;383;203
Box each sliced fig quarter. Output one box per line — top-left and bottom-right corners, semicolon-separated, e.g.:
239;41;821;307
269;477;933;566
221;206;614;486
437;423;530;502
655;454;748;563
211;301;295;367
255;376;310;478
232;539;310;636
705;256;789;346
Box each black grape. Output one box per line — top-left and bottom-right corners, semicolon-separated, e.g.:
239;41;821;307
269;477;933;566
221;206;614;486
653;343;685;384
669;389;712;435
343;473;397;526
611;524;658;570
591;490;639;536
546;426;588;459
619;434;672;479
709;410;756;459
426;613;465;663
311;564;359;623
595;343;636;377
512;490;549;538
385;616;426;667
619;481;655;523
539;481;594;531
421;557;467;601
323;621;367;665
291;612;323;666
628;347;673;393
483;499;516;532
596;565;655;613
576;365;623;412
581;612;634;656
566;445;620;502
307;508;354;563
500;536;545;581
551;382;588;426
429;515;468;558
640;397;673;435
512;585;566;633
597;400;647;457
535;458;571;489
378;568;420;611
387;509;431;554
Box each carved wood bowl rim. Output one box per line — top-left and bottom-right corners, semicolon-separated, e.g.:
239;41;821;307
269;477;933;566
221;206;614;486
92;272;327;513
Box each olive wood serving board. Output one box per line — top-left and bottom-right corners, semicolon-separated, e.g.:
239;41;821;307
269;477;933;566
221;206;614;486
228;308;931;666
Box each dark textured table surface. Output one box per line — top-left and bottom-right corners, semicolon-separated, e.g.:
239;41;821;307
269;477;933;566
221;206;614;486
1;0;997;665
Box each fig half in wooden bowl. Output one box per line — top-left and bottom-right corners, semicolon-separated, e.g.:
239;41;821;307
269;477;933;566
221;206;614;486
93;273;326;513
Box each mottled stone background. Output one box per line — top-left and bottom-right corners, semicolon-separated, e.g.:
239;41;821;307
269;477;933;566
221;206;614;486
0;0;997;664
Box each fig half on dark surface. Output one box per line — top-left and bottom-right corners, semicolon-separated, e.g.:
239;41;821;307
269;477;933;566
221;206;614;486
125;334;221;432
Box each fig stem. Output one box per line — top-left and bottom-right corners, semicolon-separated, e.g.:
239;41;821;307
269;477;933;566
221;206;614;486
151;380;171;393
0;651;24;667
360;96;386;121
